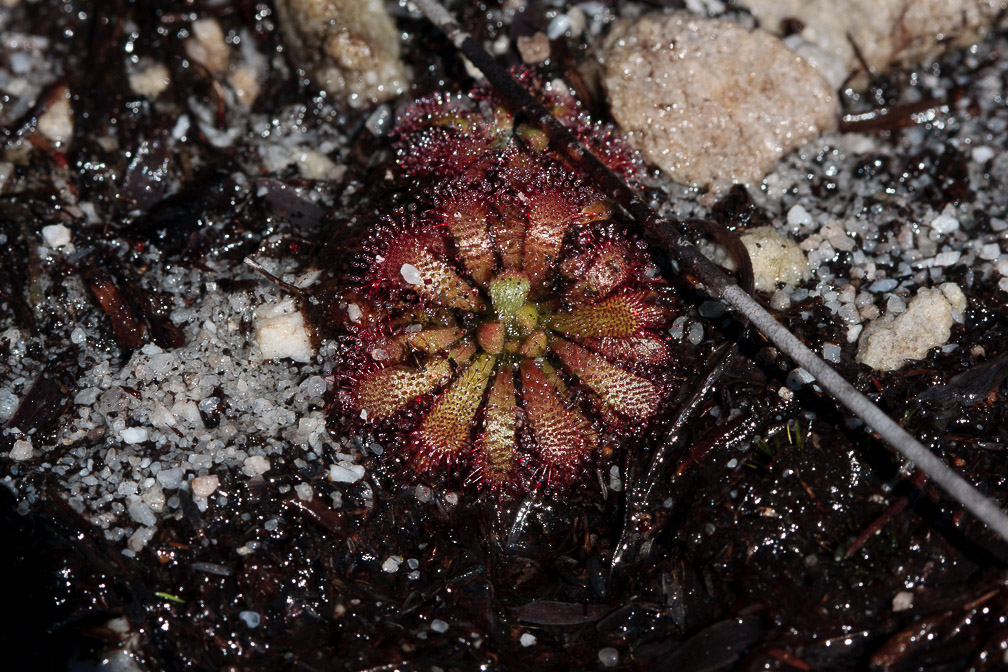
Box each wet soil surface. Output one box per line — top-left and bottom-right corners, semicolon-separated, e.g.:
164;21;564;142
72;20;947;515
2;2;1008;670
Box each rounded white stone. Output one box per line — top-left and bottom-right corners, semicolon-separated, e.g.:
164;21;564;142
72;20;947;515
120;427;149;444
41;224;72;248
9;439;33;461
191;474;220;498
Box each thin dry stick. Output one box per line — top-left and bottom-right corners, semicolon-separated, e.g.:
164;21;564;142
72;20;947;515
409;0;1008;542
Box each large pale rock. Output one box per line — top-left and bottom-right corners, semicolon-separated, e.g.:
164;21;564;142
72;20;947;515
856;283;966;371
744;0;1008;88
274;0;408;108
599;12;836;187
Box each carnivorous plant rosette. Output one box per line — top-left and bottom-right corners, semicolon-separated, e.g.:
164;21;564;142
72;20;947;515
339;72;678;494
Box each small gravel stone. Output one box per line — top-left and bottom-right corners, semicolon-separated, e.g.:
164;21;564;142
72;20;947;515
37;87;73;145
239;611;261;628
185;17;229;74
400;263;422;285
979;243;1000;260
972;145;996;163
127;526;156;553
740;227;811;291
892;591;914;612
430;619;449;633
934;250;962;267
520;633;537;647
330;462;365;483
241;455;270;477
599;647;619;668
9;439;33;461
857;283;966;371
698;301;726;318
868;279;898;293
930;211;960;234
119;427;149;444
191;475;220;499
787;205;814;227
128;61;171;98
127;500;157;527
608;465;622;492
687;322;704;345
254;297;315;363
156;467;184;490
41;224;71;248
517;33;550;64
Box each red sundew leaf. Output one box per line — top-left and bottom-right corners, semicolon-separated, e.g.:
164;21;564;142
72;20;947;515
393;91;473;136
521;186;582;289
372;230;485;311
542;290;668;339
434;191;497;287
447;338;477;365
576;118;643;182
476;321;505;354
411;353;496;470
397;127;498;181
574;334;671;367
539;359;570;398
487;67;641;181
484;65;583;126
584;245;633;292
394;91;516;181
474;365;520;487
488;270;531;322
399;326;466;354
488;194;526;271
562;243;636;305
519;360;595;477
354;358;453;420
551;338;662;422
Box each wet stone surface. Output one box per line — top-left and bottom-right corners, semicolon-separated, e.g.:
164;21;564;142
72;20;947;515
1;1;1008;670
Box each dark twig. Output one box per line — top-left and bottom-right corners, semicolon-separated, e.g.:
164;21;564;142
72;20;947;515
244;256;307;297
845;471;928;557
410;0;1008;541
838;97;949;134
